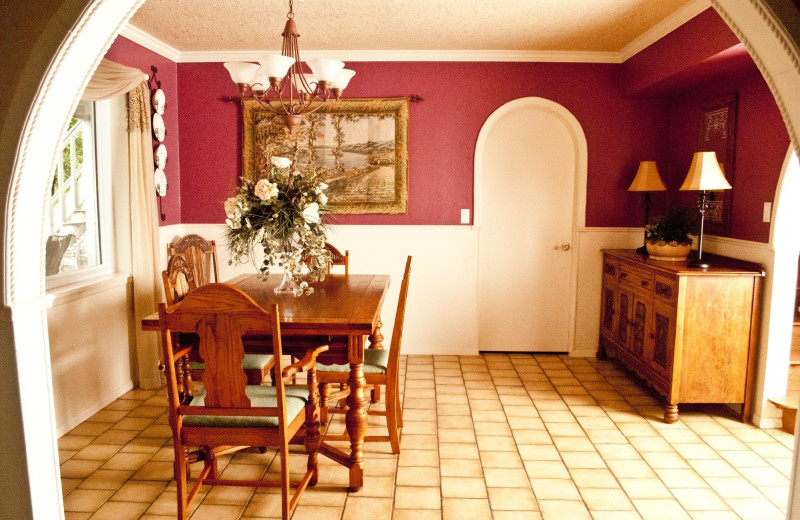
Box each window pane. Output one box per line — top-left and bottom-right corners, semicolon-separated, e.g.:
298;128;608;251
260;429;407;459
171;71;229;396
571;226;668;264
46;100;101;277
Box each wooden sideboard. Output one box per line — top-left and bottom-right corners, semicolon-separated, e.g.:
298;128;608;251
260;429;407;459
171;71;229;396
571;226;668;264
598;249;763;423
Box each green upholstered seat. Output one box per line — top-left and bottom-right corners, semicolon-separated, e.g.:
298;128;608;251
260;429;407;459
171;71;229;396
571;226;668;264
184;385;309;428
189;353;272;371
316;348;389;374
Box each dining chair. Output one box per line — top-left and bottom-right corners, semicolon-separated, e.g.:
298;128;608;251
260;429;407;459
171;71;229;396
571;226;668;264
316;255;411;454
158;283;328;520
168;233;220;288
162;254;275;387
45;234;74;275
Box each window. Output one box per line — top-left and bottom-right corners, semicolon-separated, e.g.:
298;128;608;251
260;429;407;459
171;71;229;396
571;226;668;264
46;99;113;287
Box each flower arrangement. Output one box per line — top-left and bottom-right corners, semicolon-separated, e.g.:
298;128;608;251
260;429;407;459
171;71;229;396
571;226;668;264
224;156;331;295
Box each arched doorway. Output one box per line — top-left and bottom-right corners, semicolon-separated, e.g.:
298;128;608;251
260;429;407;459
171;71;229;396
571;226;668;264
3;1;800;518
474;97;586;352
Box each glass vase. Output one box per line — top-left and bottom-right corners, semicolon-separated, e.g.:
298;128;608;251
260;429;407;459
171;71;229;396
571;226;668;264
274;270;303;297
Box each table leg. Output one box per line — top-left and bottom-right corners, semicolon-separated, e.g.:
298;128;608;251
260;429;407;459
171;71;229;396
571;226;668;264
345;335;367;492
367;318;383;403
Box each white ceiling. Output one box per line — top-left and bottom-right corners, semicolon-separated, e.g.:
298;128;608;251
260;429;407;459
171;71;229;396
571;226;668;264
127;0;710;62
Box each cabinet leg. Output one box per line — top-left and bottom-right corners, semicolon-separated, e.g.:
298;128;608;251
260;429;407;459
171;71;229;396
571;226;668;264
664;404;679;423
596;344;607;360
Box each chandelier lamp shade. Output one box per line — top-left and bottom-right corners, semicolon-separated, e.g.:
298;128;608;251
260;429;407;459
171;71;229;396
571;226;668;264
223;0;355;131
628;161;667;254
679;151;732;269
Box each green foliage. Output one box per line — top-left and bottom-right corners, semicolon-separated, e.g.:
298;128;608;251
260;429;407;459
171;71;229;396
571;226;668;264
645;206;700;244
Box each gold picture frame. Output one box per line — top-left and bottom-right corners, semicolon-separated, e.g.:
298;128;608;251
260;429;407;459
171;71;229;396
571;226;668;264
242;97;409;214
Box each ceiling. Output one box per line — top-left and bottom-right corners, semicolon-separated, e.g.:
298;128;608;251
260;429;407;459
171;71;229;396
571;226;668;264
128;0;706;61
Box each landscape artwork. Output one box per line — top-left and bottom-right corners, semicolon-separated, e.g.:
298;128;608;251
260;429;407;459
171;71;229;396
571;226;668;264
242;98;409;214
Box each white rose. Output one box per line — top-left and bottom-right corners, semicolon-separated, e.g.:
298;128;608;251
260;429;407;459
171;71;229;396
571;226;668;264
318;192;328;206
271;156;291;169
224;196;239;215
302;202;321;224
254;179;278;201
226;217;242;230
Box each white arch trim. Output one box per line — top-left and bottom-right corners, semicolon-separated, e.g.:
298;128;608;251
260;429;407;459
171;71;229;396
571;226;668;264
2;1;800;519
473;97;587;355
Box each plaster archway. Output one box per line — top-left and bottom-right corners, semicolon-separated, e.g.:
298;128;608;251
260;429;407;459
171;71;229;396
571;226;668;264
2;1;800;518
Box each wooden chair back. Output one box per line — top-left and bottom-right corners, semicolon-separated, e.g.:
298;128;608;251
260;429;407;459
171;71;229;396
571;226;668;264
168;234;220;288
386;256;412;382
325;242;349;275
162;255;194;305
159;284;287;419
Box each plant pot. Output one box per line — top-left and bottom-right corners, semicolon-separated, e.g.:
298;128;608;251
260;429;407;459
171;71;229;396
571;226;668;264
645;240;692;261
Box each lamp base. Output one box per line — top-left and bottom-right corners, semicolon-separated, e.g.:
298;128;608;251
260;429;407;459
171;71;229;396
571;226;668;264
635;245;648;255
688;259;710;269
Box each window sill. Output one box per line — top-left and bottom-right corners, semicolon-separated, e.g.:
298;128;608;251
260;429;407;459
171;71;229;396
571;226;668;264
48;272;132;307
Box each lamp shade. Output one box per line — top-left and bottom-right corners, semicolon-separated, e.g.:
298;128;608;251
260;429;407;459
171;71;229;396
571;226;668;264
679;152;732;191
258;55;295;78
306;58;345;83
331;69;356;90
223;62;260;84
294;74;317;94
628;161;667;192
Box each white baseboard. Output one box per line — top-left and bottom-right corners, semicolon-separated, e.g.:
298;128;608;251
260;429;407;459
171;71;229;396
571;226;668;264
56;379;135;437
752;412;783;430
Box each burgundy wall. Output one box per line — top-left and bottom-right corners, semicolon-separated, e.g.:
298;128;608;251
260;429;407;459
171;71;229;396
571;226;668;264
178;61;670;226
105;37;181;226
664;64;790;243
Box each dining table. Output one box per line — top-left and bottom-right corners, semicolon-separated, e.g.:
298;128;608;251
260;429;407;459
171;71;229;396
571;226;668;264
141;272;391;492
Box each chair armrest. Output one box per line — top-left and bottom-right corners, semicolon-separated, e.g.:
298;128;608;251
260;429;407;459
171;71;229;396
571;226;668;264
283;344;329;379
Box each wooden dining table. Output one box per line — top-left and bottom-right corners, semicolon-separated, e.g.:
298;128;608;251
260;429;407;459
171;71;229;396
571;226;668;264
141;272;391;492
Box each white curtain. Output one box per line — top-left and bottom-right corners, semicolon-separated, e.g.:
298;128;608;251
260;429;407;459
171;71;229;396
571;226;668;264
83;61;163;388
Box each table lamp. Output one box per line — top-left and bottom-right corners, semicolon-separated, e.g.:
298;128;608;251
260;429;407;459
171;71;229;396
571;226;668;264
679;151;732;268
628;161;667;254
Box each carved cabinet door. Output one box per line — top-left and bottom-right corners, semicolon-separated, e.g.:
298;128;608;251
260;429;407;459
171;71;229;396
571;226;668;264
617;287;634;350
630;291;651;358
600;280;617;340
649;300;676;378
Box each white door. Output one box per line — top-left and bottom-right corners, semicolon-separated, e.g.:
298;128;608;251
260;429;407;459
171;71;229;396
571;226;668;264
478;103;576;352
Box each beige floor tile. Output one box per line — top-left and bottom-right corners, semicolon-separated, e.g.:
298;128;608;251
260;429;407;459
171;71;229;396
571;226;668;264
475;421;514;435
671;443;719;460
686;511;741;520
585;429;627;444
442;497;492;520
594;443;640;460
672;488;729;511
101;452;153;471
439;442;479;459
61;478;82;496
524;460;570;479
72;444;122;461
477;435;517;451
538;500;592;520
393;486;441;509
518;444;560;461
79;469;134;491
581;487;635;510
552;436;595;452
705;477;762;499
87;500;149;520
531;478;581;499
391;509;441;520
484;467;530;488
569;468;620;489
590;511;643;520
513;430;553;444
632;498;692;520
441;476;487;498
606;459;656;479
63;489;114;513
59;435;96;451
111;480;168;503
488;487;537;511
64;513;93;520
437;428;476;443
190;503;245;520
60;459;105;479
289;505;344;520
400;434;438;450
687;459;739;478
437;415;475;429
618;478;672;499
717;449;769;468
640;450;691;469
737;466;790;487
399;449;439;466
493;512;543;520
725;497;785;520
627;436;673;452
392;461;439;487
440;458;484;477
561;451;607;469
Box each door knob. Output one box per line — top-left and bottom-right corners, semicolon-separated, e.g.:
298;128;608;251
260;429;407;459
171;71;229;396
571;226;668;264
560;242;571;251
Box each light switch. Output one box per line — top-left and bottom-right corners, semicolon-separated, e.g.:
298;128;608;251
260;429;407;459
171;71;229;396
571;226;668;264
461;209;470;224
763;202;772;223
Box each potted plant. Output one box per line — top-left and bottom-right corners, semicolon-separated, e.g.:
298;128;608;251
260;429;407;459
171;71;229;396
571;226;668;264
644;206;699;261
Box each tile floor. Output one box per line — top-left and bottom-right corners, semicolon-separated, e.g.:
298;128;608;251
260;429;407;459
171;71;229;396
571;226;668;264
58;353;795;520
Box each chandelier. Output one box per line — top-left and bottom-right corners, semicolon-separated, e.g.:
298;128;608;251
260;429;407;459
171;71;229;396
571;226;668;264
224;0;355;131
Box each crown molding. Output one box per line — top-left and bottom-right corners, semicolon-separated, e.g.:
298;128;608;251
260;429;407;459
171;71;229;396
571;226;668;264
177;48;622;64
120;25;181;62
618;0;712;62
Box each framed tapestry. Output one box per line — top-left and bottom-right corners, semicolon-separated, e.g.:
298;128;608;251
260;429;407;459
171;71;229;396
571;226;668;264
698;93;738;237
242;97;409;214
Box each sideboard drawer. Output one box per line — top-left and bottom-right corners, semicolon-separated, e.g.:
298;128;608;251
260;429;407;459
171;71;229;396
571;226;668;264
618;263;654;293
654;275;677;305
